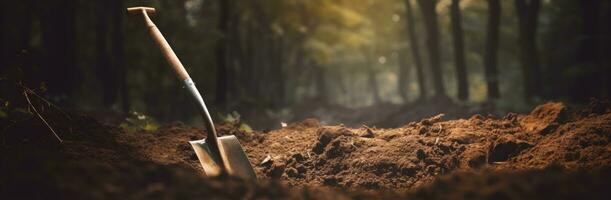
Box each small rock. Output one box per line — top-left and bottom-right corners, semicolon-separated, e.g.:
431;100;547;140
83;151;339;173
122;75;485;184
260;155;273;165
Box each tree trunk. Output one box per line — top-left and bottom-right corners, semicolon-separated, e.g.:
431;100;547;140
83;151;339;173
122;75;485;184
484;0;501;99
574;0;601;101
39;0;77;103
215;0;229;104
397;51;410;101
404;0;427;99
515;0;542;101
314;63;328;103
450;0;469;101
112;0;129;114
241;19;257;101
366;60;382;104
417;0;446;97
96;0;117;107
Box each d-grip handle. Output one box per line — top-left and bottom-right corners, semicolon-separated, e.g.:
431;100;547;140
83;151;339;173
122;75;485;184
129;7;190;81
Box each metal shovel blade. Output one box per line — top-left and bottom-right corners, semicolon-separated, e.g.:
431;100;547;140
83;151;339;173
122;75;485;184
190;135;257;180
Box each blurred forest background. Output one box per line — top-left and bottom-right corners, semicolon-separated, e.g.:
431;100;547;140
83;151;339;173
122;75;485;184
1;0;610;129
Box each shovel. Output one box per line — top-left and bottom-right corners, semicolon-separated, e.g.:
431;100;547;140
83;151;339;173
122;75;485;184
127;7;257;180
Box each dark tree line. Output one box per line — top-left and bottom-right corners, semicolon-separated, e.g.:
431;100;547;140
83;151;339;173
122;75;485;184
515;0;542;101
402;0;427;100
484;0;501;100
395;0;611;104
1;0;610;122
450;0;469;101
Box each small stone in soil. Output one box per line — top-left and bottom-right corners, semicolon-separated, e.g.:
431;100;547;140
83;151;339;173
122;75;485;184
260;155;273;165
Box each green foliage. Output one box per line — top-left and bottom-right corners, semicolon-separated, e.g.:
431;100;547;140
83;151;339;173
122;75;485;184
0;99;9;118
220;111;253;133
120;111;159;133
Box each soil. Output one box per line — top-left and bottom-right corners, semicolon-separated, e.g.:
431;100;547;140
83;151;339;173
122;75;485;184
1;100;610;199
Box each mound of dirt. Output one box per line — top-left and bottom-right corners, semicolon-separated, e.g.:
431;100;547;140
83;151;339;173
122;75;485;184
0;111;345;199
1;101;610;199
242;102;611;191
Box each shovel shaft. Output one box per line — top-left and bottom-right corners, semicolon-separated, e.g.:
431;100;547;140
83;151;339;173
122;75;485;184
139;10;190;81
133;8;220;153
184;78;219;143
129;7;257;180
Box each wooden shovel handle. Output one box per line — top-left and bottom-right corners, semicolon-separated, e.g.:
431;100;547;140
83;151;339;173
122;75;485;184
136;9;190;80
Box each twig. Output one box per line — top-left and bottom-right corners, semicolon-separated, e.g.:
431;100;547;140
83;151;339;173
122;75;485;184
23;91;63;143
20;85;72;121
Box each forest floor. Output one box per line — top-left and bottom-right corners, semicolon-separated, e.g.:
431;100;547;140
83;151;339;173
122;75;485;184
1;100;610;199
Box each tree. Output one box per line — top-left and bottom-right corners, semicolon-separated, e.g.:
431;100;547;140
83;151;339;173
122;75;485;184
515;0;542;100
403;0;427;100
450;0;469;101
39;0;77;103
367;58;382;104
574;0;602;101
96;0;117;106
483;0;501;99
417;0;446;97
215;0;230;104
112;0;129;114
397;50;410;101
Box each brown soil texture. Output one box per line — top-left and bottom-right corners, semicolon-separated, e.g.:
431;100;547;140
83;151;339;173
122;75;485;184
1;101;610;199
245;101;611;190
